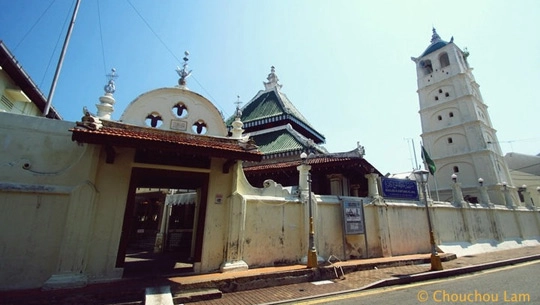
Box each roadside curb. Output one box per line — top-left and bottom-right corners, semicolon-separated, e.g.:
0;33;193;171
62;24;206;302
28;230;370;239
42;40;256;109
363;253;540;290
261;254;540;305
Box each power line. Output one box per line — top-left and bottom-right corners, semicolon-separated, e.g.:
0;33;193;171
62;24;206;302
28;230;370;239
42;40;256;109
11;0;56;52
97;0;108;76
39;0;74;89
126;0;182;64
125;0;230;118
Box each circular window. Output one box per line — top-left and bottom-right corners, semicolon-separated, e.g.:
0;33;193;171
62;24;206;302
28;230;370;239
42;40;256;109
172;102;188;119
145;112;163;128
192;120;207;135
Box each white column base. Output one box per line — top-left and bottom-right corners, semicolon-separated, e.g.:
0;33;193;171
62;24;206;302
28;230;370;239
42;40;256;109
42;273;88;290
220;260;248;273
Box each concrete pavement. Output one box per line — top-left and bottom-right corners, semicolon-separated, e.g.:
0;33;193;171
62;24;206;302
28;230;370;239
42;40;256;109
186;245;540;305
0;245;539;304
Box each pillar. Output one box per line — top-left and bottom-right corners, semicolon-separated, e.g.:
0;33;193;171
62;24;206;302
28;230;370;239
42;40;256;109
501;184;516;209
364;173;380;200
519;186;535;210
297;164;311;193
478;185;492;207
154;203;170;253
351;184;360;197
220;163;249;272
451;181;468;208
328;174;344;196
43;181;98;289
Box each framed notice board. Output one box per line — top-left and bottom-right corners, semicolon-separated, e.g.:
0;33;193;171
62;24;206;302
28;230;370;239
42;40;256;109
341;198;367;235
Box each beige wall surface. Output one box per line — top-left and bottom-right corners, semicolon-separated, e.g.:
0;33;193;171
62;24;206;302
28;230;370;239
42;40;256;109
198;158;235;272
0;193;69;289
0;113;101;289
1;112;539;291
85;147;134;282
229;169;540;271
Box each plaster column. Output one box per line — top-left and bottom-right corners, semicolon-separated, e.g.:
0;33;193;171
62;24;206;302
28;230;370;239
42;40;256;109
519;186;535;210
351;184;360;197
328;174;344;196
154;203;169;253
297;164;311;193
451;181;468;208
43;181;99;289
296;164;310;263
375;204;392;257
501;184;516;209
478;185;492;207
220;193;248;272
221;163;249;272
364;173;381;201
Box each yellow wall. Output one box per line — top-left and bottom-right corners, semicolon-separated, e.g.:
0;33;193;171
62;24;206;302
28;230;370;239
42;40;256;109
0;113;99;289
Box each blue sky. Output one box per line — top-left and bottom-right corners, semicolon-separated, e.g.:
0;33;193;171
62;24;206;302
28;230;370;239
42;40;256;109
1;0;539;175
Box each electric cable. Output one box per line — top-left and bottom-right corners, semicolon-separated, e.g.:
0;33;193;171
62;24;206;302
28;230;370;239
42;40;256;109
125;0;230;118
11;0;56;52
97;0;108;75
39;0;74;89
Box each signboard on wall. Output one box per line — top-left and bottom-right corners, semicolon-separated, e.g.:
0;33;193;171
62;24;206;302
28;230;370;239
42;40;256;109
380;177;419;201
341;198;367;235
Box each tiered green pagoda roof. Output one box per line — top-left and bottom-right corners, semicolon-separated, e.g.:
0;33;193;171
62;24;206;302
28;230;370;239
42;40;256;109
226;67;325;157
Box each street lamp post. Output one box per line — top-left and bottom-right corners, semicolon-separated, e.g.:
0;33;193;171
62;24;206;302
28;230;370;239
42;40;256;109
301;152;318;268
414;169;443;271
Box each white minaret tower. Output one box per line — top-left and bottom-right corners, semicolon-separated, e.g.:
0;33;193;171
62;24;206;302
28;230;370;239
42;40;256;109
411;28;518;206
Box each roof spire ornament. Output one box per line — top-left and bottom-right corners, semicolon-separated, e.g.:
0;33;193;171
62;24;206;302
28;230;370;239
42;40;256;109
430;27;442;44
96;68;117;120
231;95;245;139
234;95;243;119
176;51;192;89
264;66;283;90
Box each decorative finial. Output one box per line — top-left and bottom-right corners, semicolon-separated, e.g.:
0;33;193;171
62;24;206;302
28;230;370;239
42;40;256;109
234;95;243;118
263;65;283;90
104;68;118;94
176;51;192;87
231;95;245;139
430;27;442;44
96;68;117;120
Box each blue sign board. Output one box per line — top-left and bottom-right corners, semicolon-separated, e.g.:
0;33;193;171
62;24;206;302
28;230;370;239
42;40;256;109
380;177;419;200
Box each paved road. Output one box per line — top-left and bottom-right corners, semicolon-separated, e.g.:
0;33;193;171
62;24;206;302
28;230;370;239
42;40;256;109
287;261;540;305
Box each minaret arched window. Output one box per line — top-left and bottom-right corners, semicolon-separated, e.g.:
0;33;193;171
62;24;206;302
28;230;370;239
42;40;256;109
453;166;459;173
420;60;433;75
439;52;450;68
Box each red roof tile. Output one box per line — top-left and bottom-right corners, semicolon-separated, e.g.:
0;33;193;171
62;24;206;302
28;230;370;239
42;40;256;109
70;123;263;162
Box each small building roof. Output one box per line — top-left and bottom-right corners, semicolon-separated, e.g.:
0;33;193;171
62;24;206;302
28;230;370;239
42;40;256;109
243;146;381;193
71;119;263;163
0;41;62;119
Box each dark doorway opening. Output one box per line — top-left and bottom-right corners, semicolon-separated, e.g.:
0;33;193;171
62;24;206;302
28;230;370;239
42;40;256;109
116;168;209;278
